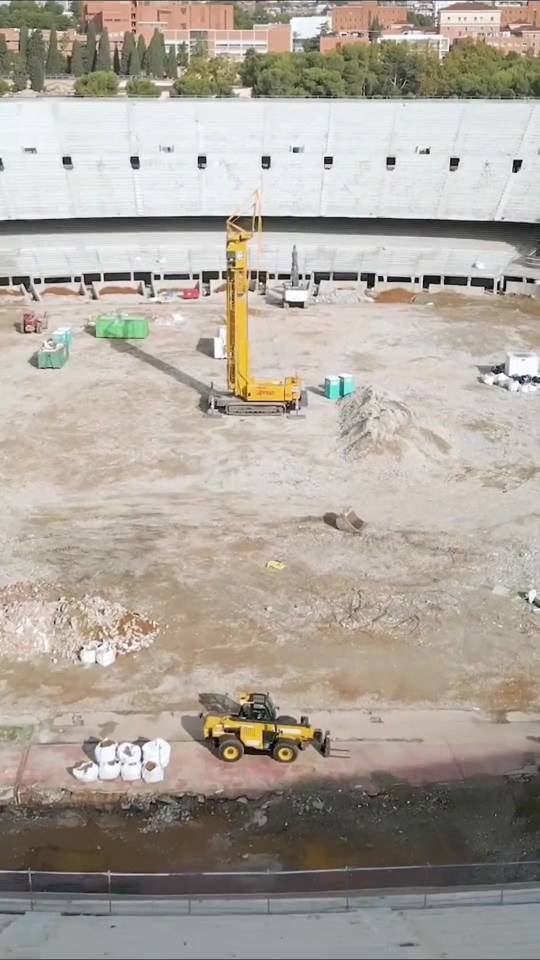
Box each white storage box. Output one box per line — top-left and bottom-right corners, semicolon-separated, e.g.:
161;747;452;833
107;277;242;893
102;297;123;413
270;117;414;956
505;352;539;378
213;336;226;359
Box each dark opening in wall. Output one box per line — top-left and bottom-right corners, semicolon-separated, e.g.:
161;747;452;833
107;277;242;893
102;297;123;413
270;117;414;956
83;273;101;283
449;157;460;171
23;147;37;154
423;274;441;289
0;159;4;171
130;156;140;170
134;272;152;283
324;155;333;169
44;276;71;284
444;275;467;286
418;147;431;155
512;158;523;173
386;156;396;170
261;155;271;169
62;156;73;169
387;276;412;283
334;272;357;281
197;155;207;169
291;145;304;154
164;273;190;280
13;276;30;288
103;272;130;282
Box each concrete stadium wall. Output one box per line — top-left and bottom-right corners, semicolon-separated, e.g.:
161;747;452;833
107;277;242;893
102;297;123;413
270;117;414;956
1;99;540;223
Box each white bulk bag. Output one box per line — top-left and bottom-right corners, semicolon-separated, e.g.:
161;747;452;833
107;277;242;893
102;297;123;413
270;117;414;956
141;760;164;783
96;642;116;667
482;373;495;386
79;645;97;665
142;738;171;768
94;738;118;764
121;760;142;781
99;760;121;781
494;373;509;385
117;742;142;763
507;380;519;392
72;760;99;783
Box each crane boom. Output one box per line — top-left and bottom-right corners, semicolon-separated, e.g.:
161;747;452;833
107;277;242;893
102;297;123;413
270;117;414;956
209;191;305;417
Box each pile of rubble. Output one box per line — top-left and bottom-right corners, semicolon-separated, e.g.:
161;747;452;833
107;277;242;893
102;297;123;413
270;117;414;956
482;354;540;394
0;583;159;664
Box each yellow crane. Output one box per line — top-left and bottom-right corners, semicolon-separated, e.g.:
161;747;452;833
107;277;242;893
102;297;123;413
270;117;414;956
208;191;306;416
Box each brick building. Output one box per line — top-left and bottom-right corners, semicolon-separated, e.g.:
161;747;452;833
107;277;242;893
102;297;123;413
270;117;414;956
0;26;81;54
82;2;234;35
331;2;407;34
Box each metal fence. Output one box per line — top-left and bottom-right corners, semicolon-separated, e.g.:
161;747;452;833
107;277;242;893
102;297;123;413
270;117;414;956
0;861;539;900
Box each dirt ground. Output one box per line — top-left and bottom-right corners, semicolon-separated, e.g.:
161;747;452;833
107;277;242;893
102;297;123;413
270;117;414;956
3;291;540;718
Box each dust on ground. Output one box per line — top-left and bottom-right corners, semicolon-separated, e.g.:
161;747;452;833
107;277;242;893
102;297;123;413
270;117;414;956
2;292;540;717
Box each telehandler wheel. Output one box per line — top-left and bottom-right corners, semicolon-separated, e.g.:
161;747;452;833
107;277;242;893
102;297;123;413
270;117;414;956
217;737;244;762
273;740;299;764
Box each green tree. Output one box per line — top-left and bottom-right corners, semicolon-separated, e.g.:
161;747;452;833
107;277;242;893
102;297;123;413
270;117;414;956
0;77;10;96
86;18;96;71
28;53;44;91
368;16;382;42
27;29;46;69
146;28;165;77
11;53;27;90
166;44;177;79
176;41;188;67
70;37;84;76
173;56;237;97
137;33;146;71
120;30;134;74
113;43;120;74
74;69;118;97
69;1;82;30
0;34;10;75
128;45;140;76
95;26;111;71
126;76;160;97
407;11;435;28
18;22;28;62
45;24;60;74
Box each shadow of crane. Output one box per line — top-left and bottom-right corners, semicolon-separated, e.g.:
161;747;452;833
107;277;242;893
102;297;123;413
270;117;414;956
107;338;214;411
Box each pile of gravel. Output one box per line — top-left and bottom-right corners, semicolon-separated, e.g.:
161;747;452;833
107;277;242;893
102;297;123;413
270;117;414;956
338;386;450;462
0;583;159;663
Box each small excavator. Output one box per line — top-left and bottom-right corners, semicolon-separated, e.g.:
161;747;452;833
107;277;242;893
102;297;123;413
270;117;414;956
282;245;310;309
208;192;306;416
203;691;331;764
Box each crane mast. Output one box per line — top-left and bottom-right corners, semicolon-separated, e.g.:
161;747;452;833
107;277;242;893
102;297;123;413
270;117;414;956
208;192;305;417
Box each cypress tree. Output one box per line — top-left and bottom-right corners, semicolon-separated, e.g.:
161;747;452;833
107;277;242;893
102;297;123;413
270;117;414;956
120;30;134;74
113;43;120;74
46;26;61;75
137;33;146;71
147;29;164;78
19;24;28;64
71;38;84;77
0;35;10;76
28;31;46;69
86;19;97;71
95;27;111;72
166;45;177;80
28;54;44;92
128;46;140;76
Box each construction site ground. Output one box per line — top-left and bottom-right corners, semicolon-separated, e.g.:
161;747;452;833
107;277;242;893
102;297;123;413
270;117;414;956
3;290;540;738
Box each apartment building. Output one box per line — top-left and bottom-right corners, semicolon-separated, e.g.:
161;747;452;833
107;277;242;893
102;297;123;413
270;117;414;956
82;2;234;36
331;2;407;34
159;23;291;59
380;28;450;58
439;2;501;39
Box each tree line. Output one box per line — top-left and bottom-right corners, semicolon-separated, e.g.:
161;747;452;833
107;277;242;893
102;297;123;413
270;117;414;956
239;41;540;99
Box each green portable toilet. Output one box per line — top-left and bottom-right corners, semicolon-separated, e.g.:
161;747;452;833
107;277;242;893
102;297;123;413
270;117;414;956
339;374;355;397
324;376;340;400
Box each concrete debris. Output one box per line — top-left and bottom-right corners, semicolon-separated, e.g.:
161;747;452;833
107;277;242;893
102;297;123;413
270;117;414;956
0;583;159;663
334;508;366;535
483;362;540;393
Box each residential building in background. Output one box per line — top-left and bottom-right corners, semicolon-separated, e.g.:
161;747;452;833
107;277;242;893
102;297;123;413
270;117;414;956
81;2;290;58
379;28;450;58
439;2;501;40
331;2;407;33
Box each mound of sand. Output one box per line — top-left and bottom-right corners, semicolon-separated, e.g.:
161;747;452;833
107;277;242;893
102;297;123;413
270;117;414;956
338;386;450;462
0;582;159;663
373;288;417;304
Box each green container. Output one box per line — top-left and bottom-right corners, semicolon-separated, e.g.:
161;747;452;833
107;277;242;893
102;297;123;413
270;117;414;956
95;316;149;339
324;376;340;400
339;374;355;397
37;342;69;369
